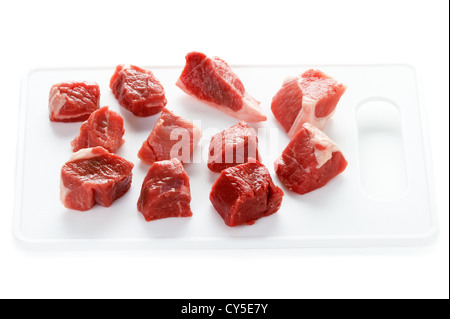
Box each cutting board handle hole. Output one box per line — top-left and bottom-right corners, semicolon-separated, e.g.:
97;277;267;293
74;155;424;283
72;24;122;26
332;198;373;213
356;98;408;201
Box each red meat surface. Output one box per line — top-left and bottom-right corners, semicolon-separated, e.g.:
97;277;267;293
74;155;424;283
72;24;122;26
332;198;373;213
71;106;125;153
275;123;348;194
271;80;304;133
210;161;284;227
208;121;260;172
49;81;100;122
137;158;193;222
110;65;167;117
176;52;266;122
60;147;134;211
271;69;346;137
138;108;202;166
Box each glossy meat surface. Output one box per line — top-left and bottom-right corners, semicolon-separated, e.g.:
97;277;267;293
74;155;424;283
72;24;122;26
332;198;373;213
271;79;304;133
176;52;266;122
275;123;347;194
49;81;100;122
60;147;134;211
210;161;284;227
208;121;260;172
71;106;125;153
138;108;202;165
110;65;167;117
137;159;192;222
271;69;346;137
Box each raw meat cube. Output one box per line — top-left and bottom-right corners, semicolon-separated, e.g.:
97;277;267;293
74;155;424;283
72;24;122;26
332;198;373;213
275;123;348;194
60;147;134;211
210;161;284;227
176;51;267;122
271;69;346;137
208;121;260;172
137;158;193;222
138;108;202;166
110;65;167;117
71;106;125;153
49;81;100;122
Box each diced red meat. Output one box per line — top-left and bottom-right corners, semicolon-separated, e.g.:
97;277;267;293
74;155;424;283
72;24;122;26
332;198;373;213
271;79;304;133
71;106;125;153
275;123;348;194
110;65;167;117
271;69;346;137
137;158;193;222
138;108;202;166
49;81;100;122
210;161;284;227
60;147;134;211
208;121;260;172
176;52;267;122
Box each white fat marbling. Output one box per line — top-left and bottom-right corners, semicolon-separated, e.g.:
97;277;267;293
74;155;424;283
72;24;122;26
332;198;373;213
69;148;98;162
303;123;340;169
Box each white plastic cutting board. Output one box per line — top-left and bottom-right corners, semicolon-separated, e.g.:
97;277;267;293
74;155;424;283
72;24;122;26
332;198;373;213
14;65;437;249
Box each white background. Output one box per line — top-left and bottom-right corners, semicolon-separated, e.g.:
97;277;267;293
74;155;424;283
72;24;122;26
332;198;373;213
0;0;448;299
